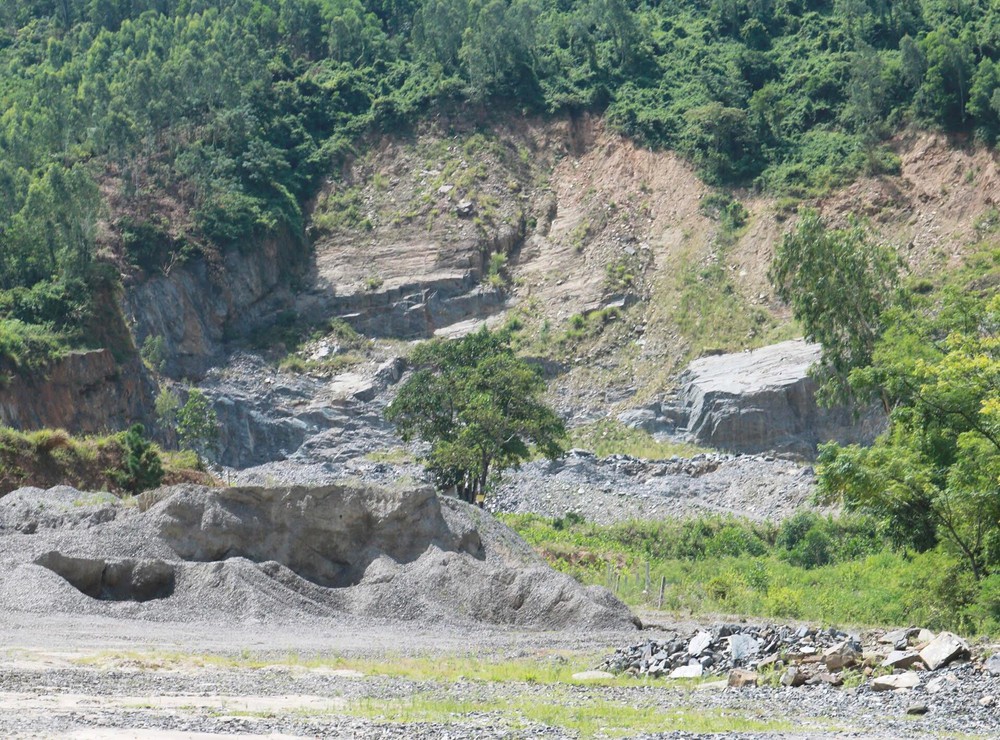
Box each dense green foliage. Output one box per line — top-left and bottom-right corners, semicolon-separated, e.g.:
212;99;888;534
1;0;997;368
114;423;164;494
386;327;565;503
818;289;1000;579
771;210;1000;588
505;511;1000;634
176;388;220;462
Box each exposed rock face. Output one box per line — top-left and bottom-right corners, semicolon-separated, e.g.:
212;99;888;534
675;339;884;457
122;232;305;380
297;224;521;339
0;350;154;433
198;353;403;469
0;483;639;630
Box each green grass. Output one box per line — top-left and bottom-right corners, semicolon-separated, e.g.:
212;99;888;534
0;425;213;496
80;649;607;683
364;447;417;465
345;694;798;737
278;351;364;376
0;318;66;370
83;648;804;735
568;419;706;459
501;512;1000;635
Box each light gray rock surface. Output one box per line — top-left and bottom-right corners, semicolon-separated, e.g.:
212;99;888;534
919;632;970;671
871;672;921;691
673;339;885;457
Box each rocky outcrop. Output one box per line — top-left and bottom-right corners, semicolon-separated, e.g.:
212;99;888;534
0;483;639;629
302;276;507;339
122;231;306;380
674;340;883;457
0;350;154;433
297;223;522;339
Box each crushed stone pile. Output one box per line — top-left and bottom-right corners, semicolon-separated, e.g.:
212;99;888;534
0;483;639;630
599;622;992;693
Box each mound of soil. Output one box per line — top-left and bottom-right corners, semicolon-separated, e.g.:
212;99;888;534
0;483;638;630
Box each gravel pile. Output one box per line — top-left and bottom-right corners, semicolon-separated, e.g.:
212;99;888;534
0;483;638;631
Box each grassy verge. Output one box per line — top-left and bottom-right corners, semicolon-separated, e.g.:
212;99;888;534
0;426;213;495
502;512;1000;636
568;419;706;459
347;695;798;737
74;649;810;736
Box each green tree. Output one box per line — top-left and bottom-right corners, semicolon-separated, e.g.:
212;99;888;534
176;389;220;462
818;294;1000;580
115;423;164;495
769;210;902;407
385;327;565;504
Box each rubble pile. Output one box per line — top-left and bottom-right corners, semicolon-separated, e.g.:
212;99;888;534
600;623;986;691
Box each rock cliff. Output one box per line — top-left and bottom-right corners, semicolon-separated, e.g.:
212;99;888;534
122;231;306;380
0;350;154;434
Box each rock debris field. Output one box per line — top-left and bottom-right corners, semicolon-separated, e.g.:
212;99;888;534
489;450;817;524
1;483;999;737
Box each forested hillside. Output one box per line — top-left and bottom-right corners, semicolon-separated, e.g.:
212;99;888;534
1;0;998;372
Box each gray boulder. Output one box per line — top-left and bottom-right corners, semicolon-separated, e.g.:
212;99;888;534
919;632;970;671
676;339;884;457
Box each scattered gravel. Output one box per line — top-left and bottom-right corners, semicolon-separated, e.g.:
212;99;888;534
488;450;818;523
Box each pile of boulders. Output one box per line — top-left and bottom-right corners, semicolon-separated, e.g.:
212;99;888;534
598;623;996;692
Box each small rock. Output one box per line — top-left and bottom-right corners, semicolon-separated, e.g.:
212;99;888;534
688;631;713;656
815;672;844;687
984;654;1000;677
925;674;958;694
781;667;808;687
879;628;918;645
669;664;704;679
871;671;921;691
823;640;860;671
728;633;760;662
695;679;729;690
728;669;759;688
980;695;996;708
906;703;929;715
882;650;923;670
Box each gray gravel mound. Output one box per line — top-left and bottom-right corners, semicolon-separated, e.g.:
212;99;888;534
0;483;638;630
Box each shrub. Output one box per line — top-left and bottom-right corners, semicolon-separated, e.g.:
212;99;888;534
114;424;164;495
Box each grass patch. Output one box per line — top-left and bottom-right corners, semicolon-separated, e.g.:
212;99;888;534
364;447;417;465
347;693;796;737
278;351;364;376
0;426;212;496
569;420;706;459
312;185;372;233
77;649;605;684
501;512;1000;635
